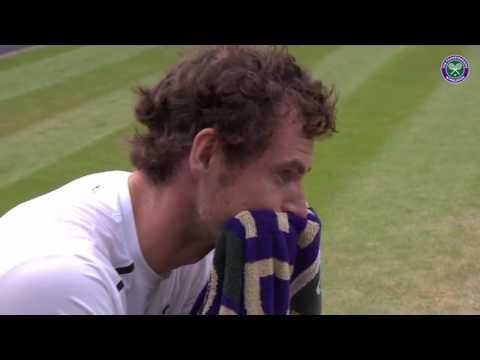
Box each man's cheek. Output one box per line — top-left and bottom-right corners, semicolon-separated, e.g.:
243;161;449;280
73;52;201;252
246;191;280;211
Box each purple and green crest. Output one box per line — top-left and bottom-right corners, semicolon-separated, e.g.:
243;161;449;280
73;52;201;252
441;55;470;84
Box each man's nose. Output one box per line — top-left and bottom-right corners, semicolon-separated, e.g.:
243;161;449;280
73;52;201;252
281;198;309;218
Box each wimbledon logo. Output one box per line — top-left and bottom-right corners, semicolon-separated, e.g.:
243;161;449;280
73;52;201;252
441;55;470;84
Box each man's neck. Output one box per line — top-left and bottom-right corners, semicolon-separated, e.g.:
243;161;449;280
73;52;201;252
127;171;209;274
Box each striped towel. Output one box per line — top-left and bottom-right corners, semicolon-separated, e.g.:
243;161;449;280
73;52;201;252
191;208;322;315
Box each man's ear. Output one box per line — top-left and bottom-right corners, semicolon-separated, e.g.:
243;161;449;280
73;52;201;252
189;128;219;177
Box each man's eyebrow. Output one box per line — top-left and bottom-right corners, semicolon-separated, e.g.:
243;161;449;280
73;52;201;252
275;159;311;174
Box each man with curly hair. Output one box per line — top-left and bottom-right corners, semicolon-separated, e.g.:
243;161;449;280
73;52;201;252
0;46;336;315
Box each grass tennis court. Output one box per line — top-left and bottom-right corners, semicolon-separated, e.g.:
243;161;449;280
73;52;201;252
1;45;478;314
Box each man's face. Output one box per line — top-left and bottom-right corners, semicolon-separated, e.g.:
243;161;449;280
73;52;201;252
196;110;314;245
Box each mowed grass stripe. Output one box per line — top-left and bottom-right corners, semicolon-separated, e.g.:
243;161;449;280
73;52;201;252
0;45;159;102
0;126;134;215
0;46;82;73
310;45;407;103
312;46;475;314
323;47;480;314
0;46;187;137
302;45;416;209
0;73;164;189
305;46;464;209
289;46;340;69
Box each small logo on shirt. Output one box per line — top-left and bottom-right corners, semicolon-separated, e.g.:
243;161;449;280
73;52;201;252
316;279;321;296
92;185;102;193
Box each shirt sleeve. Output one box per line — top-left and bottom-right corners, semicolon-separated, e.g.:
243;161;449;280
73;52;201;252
0;255;123;315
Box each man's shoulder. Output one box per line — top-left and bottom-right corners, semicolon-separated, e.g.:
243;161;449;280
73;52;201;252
64;170;132;190
1;170;132;218
0;170;135;281
1;170;133;229
0;254;124;315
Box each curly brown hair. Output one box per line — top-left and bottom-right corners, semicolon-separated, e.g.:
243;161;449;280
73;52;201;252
129;45;337;184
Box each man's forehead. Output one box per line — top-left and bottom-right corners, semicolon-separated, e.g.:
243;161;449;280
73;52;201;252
232;104;314;172
268;118;314;158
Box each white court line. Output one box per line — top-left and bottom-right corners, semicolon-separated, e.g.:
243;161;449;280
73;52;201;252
0;46;47;59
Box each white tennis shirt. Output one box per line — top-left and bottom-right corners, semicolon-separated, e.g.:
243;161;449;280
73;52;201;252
0;171;213;315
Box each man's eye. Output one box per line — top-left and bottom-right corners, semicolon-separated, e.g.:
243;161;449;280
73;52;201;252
278;170;295;183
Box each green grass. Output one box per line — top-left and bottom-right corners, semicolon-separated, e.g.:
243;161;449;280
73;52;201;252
0;46;183;136
0;46;82;72
0;126;134;209
301;45;480;314
1;45;479;314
